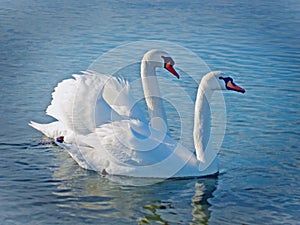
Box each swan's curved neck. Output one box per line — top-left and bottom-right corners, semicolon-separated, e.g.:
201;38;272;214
141;61;168;132
193;79;214;164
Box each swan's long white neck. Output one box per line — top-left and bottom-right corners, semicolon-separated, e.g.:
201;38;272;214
141;60;168;132
193;75;216;165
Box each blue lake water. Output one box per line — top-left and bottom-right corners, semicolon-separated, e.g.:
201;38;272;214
1;0;300;224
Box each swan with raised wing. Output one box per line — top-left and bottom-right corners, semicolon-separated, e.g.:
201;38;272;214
29;49;245;178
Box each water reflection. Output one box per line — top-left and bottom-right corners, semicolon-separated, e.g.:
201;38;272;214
137;178;217;225
191;180;216;224
51;152;217;224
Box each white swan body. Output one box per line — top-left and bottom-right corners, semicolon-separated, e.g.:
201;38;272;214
30;50;245;178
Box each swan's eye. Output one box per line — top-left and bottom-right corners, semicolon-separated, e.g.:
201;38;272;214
219;76;232;84
162;56;175;66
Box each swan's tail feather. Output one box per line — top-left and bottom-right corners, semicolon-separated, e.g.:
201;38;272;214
28;121;68;139
29;121;48;135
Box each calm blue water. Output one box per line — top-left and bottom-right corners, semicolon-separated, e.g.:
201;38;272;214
1;0;300;224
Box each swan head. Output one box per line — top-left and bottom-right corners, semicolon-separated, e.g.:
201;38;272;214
142;49;180;79
219;76;245;93
202;71;245;93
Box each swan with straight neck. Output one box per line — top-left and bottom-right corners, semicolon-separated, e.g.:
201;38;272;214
141;49;179;132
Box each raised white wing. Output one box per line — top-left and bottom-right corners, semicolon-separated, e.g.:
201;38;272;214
46;70;146;135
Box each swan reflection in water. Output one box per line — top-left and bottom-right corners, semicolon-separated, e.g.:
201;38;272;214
137;177;217;225
51;152;217;224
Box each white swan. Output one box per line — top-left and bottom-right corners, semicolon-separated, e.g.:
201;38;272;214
29;49;245;178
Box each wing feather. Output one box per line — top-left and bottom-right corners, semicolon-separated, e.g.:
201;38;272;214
46;70;145;135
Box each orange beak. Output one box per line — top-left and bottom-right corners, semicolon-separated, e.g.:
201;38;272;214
226;80;245;93
164;62;180;79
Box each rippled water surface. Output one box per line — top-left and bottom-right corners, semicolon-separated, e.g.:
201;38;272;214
1;0;300;224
